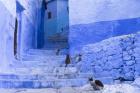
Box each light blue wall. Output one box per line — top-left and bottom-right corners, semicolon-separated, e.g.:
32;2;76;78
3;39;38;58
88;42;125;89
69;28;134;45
44;0;69;48
0;0;16;17
69;0;140;25
0;0;41;72
44;1;57;38
57;0;69;33
0;1;15;71
69;0;140;54
19;0;41;55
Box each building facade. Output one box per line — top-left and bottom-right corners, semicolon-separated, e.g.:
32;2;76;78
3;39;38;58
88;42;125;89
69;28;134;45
69;0;140;54
0;0;140;87
0;0;42;72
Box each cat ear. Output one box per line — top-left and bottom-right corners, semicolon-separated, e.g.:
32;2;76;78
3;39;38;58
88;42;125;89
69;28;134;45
88;77;91;80
88;77;93;81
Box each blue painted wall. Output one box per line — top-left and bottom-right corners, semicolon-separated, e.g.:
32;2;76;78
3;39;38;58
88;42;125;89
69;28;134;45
0;1;15;72
57;0;69;34
69;0;140;25
0;0;16;17
37;0;46;48
69;0;140;54
19;0;42;54
44;1;57;37
44;0;69;49
69;17;140;54
0;0;41;72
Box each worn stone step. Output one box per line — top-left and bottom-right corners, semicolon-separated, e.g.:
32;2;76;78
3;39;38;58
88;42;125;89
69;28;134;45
14;68;78;75
14;61;62;68
13;60;76;68
27;49;57;55
53;67;77;74
13;63;78;73
0;72;93;81
27;49;68;55
21;54;66;62
0;74;56;80
0;78;88;88
55;73;93;79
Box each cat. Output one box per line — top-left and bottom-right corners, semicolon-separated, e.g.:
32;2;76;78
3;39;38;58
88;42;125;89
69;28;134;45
65;54;71;67
89;77;104;90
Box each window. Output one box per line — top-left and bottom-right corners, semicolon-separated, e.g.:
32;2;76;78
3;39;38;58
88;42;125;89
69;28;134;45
48;12;52;19
67;6;69;13
44;2;47;10
45;5;47;10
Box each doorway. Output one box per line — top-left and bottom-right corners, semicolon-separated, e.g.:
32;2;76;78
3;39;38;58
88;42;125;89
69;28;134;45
14;13;22;59
14;18;18;57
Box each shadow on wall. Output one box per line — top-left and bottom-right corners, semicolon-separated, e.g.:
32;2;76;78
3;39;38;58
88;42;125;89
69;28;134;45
69;17;140;54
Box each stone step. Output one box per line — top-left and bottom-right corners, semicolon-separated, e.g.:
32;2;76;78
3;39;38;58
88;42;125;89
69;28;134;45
27;49;57;55
27;49;68;55
14;61;62;67
0;78;88;88
0;72;93;80
53;67;77;74
14;59;76;67
43;42;68;49
12;62;78;73
21;54;66;62
14;67;78;75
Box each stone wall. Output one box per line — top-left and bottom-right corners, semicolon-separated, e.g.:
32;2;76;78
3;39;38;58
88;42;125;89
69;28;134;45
77;32;140;81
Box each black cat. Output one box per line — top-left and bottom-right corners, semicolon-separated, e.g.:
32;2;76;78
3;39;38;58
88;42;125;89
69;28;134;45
65;54;71;67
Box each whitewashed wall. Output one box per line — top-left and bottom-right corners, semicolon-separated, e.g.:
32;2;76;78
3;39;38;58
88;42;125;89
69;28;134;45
69;0;140;25
0;0;42;72
0;1;15;72
0;0;16;17
69;0;140;54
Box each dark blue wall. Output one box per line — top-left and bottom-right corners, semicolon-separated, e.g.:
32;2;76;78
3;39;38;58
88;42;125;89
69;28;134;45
37;0;45;48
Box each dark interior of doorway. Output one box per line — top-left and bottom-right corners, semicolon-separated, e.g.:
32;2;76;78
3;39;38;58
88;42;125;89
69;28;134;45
14;18;18;57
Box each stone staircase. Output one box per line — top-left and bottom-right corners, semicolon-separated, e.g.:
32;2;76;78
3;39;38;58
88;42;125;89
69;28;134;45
0;49;93;88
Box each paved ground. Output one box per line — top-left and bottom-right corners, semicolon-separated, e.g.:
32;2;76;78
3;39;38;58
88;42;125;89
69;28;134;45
0;83;140;93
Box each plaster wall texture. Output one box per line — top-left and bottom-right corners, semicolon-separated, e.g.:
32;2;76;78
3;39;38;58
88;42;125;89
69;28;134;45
69;0;140;54
0;0;16;17
77;32;140;80
0;0;42;72
19;0;42;54
69;0;140;25
0;2;15;72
